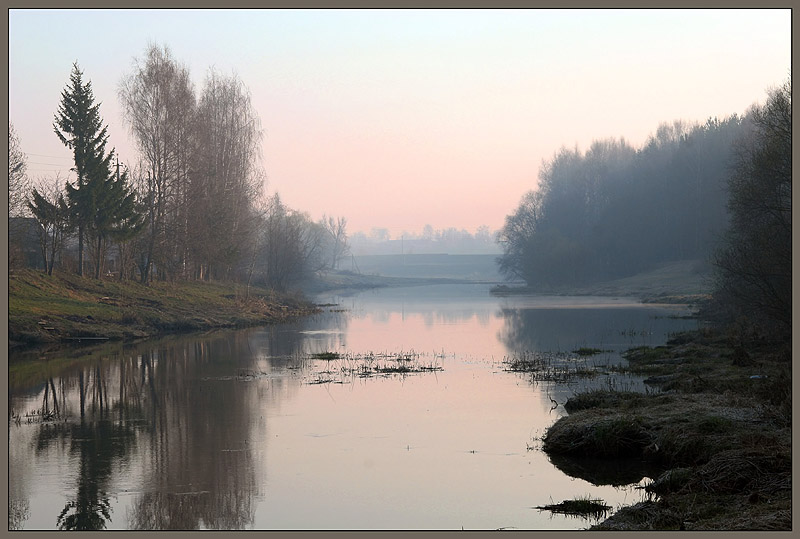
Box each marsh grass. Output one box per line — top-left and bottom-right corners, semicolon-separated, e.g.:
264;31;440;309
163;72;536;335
303;349;443;384
503;350;608;382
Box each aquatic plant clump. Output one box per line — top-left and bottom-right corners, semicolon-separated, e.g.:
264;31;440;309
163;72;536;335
572;347;608;356
536;495;612;520
502;350;606;381
303;349;443;384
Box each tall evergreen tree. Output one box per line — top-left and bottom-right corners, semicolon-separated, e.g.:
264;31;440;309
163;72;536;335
54;63;143;278
54;62;114;276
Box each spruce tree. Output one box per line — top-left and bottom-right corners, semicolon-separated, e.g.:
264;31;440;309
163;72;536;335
54;62;114;276
54;63;143;278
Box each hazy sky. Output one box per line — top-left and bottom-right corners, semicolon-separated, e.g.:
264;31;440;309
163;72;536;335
8;9;791;237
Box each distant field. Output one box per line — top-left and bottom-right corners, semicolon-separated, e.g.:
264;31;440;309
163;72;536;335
350;253;503;281
492;259;713;303
571;259;713;299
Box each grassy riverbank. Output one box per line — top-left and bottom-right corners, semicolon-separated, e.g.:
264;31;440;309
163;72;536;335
542;329;791;530
8;269;319;347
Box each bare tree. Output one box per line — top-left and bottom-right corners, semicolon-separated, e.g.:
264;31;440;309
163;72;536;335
497;190;544;281
190;68;263;280
27;174;71;275
9;122;32;269
119;43;197;284
256;195;328;290
321;215;350;270
8;122;30;218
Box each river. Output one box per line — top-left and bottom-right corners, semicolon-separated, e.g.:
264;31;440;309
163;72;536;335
8;283;698;530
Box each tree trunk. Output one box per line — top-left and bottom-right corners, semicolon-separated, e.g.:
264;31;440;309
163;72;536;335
141;230;156;285
95;235;106;279
47;230;57;276
39;233;49;275
77;226;84;276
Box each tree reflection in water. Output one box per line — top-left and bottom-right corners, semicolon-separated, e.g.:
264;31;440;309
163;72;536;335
12;318;320;530
127;336;258;530
31;362;137;531
8;499;30;530
55;420;135;530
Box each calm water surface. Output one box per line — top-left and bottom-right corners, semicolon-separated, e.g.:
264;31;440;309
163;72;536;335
8;283;697;530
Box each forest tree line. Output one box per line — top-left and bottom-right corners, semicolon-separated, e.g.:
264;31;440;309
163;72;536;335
498;79;791;336
8;44;350;291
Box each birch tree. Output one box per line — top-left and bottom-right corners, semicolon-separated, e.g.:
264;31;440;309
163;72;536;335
119;44;197;283
190;69;263;280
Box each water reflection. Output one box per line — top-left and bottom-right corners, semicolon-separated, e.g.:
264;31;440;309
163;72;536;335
323;284;499;329
126;337;259;530
8;285;700;530
9;325;314;530
53;421;134;530
499;300;697;355
546;453;660;487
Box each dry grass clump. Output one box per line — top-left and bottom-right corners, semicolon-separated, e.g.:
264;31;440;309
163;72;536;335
563;389;667;413
503;350;603;381
547;392;777;468
691;449;791;495
644;467;694;496
543;414;651;458
592;501;684;530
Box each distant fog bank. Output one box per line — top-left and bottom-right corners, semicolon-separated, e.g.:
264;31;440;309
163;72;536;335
350;226;502;257
347;253;503;282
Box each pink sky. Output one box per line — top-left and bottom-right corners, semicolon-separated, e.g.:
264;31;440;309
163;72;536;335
9;9;791;237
